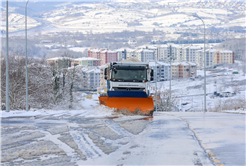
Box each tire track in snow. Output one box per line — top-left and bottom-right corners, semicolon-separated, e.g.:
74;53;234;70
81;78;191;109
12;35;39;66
38;130;78;163
69;130;103;159
102;119;133;137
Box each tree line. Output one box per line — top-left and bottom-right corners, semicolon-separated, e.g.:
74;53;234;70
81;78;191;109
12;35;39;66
1;53;84;110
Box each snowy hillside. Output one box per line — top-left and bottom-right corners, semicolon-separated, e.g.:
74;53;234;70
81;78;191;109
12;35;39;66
1;0;244;34
1;12;41;32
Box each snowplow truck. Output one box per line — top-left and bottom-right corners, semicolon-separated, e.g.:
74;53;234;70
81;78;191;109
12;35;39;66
99;62;154;116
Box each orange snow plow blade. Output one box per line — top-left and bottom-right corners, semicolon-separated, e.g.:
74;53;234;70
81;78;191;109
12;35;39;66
99;96;154;116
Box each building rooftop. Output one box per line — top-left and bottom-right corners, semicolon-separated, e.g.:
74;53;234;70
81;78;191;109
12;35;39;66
47;57;72;60
143;49;154;52
220;50;233;53
187;62;197;65
148;45;158;49
74;57;101;61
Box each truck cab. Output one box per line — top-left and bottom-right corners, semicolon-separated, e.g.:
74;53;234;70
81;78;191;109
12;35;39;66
104;62;154;94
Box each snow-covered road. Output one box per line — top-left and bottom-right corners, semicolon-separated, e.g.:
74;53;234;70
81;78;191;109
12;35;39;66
1;106;245;165
166;112;246;166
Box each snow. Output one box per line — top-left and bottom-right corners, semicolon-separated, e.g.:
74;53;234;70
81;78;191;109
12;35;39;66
165;112;246;165
1;88;245;165
1;59;245;165
1;95;113;118
68;47;88;52
74;57;100;61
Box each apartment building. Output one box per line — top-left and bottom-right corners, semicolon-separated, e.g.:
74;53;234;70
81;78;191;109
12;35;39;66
88;48;102;59
136;49;155;62
205;49;217;68
116;48;126;62
98;64;110;88
173;45;184;62
88;48;118;66
171;62;180;79
183;46;200;63
179;62;190;79
158;45;169;61
107;50;118;63
126;48;136;59
71;57;101;67
187;62;197;77
148;45;158;60
46;57;71;70
149;62;171;81
80;67;100;89
213;50;234;65
196;50;204;68
135;45;158;61
66;66;101;90
158;62;171;81
170;62;197;79
196;49;235;68
158;44;175;61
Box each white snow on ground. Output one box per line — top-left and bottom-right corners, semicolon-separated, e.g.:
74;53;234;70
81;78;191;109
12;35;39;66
1;90;245;165
1;61;245;165
1;94;113;118
149;61;246;113
68;47;88;53
166;112;246;166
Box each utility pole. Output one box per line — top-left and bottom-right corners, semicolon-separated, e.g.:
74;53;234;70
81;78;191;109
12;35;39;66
169;45;172;112
155;53;157;112
192;96;193;111
188;14;206;113
6;0;9;112
25;0;29;111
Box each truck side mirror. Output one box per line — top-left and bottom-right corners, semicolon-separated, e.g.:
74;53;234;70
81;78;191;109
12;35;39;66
104;68;108;80
150;69;154;81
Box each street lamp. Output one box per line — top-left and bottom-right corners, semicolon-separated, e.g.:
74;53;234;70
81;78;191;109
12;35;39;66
155;51;157;112
6;0;9;112
25;0;29;111
189;14;206;113
168;45;175;112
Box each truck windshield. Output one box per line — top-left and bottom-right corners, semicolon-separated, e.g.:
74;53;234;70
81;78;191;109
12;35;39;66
112;69;146;82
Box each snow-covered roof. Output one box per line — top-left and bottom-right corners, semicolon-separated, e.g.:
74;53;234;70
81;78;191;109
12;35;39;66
159;45;168;48
116;48;125;52
138;45;147;49
149;61;170;67
172;62;181;66
180;62;189;66
136;49;143;53
149;62;157;67
157;62;170;66
86;68;100;74
107;50;117;53
220;50;233;53
148;46;157;49
74;57;101;61
126;48;135;52
143;49;154;53
187;62;196;66
190;46;200;49
172;45;182;48
90;49;100;52
95;69;100;73
206;49;217;52
101;50;107;53
47;57;72;60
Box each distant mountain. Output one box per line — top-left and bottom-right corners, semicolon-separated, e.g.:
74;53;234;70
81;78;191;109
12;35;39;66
1;1;102;17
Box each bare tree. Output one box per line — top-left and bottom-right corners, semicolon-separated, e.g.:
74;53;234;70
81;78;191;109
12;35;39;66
156;84;178;111
1;54;53;109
